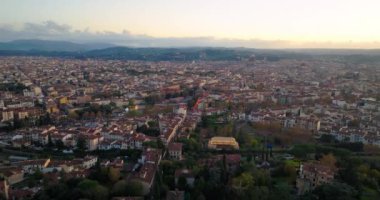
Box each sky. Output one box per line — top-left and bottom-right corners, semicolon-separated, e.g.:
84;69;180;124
1;0;380;48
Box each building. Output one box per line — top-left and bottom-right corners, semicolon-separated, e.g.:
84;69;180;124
208;136;239;150
16;159;51;174
33;86;42;96
168;143;183;160
174;169;195;187
81;156;98;169
296;162;335;195
81;134;103;151
133;148;162;195
1;109;14;122
0;168;24;185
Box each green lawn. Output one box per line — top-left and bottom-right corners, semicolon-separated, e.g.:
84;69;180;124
284;159;300;168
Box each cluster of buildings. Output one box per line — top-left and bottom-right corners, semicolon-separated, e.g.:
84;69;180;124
296;162;336;195
0;156;98;199
0;55;379;199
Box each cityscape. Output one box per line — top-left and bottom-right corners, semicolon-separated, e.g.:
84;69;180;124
1;1;380;200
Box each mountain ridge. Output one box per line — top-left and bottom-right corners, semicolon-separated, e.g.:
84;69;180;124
1;39;380;64
0;39;115;52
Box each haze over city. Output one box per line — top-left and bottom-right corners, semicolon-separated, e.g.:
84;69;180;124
1;0;380;48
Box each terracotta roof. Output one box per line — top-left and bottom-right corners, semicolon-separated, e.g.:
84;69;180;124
168;142;183;152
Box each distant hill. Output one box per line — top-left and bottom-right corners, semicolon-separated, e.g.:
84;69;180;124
0;39;114;52
81;47;258;61
0;45;322;61
0;39;380;64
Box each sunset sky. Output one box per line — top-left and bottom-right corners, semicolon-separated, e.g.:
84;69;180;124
1;0;380;48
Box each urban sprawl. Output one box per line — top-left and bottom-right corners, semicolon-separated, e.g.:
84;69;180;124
0;55;379;200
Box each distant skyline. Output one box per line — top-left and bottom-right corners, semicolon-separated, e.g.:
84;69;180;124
1;0;380;48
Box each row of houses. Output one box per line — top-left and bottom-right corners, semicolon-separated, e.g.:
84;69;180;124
330;127;380;146
0;156;97;184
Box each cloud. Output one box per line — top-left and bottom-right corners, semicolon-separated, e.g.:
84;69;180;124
0;21;72;41
23;21;71;35
0;21;379;49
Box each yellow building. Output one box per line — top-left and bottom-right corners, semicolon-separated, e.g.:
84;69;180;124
33;86;42;96
59;97;68;105
208;136;239;150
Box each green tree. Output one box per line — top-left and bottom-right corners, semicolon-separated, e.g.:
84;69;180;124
76;137;86;151
320;134;336;144
144;95;160;106
283;162;297;178
128;99;135;109
311;182;358;200
111;180;128;196
177;176;188;190
55;140;65;150
47;133;53;148
78;179;109;200
232;172;254;189
33;168;44;180
290;144;316;159
269;183;292;200
108;167;120;183
125;180;144;196
319;153;337;170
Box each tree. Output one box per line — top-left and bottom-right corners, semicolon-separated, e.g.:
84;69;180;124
128;99;135;109
47;133;53;148
13;117;22;129
108;167;120;183
143;140;162;149
248;186;270;200
39;113;52;125
290;144;316;159
251;138;259;149
68;111;79;119
334;142;363;152
320;134;336;144
145;95;160;106
337;158;360;188
43;183;69;199
283;162;297;178
55;140;65;150
269;183;292;200
254;169;271;187
109;102;117;108
33;168;44;180
363;144;380;154
311;182;358;200
89;167;109;184
111;180;128;196
77;137;86;151
78;179;109;200
320;153;337;170
232;172;254;189
177;176;188;190
137;125;160;137
125;180;144;196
